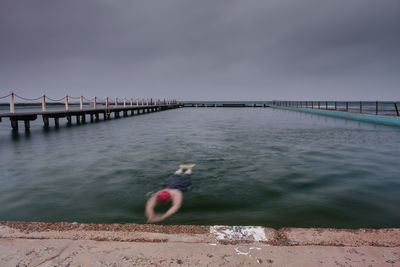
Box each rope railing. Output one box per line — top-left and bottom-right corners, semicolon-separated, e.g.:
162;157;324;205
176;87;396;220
14;93;42;101
0;93;11;100
83;96;95;102
0;91;177;114
46;96;66;102
67;95;81;100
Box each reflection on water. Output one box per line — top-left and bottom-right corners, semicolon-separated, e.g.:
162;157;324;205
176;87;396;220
0;108;399;228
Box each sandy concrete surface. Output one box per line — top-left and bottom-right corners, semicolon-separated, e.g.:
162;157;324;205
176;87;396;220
0;221;399;266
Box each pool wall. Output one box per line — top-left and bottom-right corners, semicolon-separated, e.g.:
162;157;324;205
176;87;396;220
270;105;400;127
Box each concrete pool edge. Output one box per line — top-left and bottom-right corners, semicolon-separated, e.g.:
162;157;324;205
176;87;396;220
270;105;400;127
1;221;399;247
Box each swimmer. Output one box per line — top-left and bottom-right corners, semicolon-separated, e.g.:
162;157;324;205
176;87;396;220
145;165;194;223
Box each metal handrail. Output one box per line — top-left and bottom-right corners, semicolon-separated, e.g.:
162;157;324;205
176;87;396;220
272;101;400;116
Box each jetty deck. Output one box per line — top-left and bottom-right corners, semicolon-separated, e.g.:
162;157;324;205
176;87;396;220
0;104;181;130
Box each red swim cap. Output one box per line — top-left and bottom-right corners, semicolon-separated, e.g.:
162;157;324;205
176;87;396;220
156;190;171;203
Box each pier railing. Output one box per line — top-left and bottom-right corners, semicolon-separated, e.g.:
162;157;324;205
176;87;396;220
272;101;400;116
0;92;178;113
0;92;181;131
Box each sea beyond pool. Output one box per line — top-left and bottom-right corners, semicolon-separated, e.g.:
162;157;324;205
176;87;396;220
0;107;399;228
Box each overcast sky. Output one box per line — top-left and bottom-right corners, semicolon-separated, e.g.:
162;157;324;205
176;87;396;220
1;0;399;100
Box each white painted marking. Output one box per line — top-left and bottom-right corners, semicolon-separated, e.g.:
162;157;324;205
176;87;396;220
241;227;266;241
234;247;249;255
210;226;267;242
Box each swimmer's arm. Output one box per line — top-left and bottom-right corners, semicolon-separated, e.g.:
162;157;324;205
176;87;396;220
148;192;182;223
145;195;157;221
160;192;182;221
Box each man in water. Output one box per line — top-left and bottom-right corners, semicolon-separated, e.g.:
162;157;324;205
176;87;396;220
145;166;193;223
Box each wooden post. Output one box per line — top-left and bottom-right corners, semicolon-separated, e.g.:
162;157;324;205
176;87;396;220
24;120;30;130
376;101;378;115
42;94;46;112
94;96;97;109
11;119;18;130
54;118;59;127
136;99;139;106
394;102;399;116
311;101;314;109
123;97;126;107
90;114;94;122
346;101;349;111
66;115;72;124
80;96;83;110
130;98;133;106
142;99;144;106
360;101;362;113
10;92;15;113
43;116;49;128
65;95;69;111
115;97;118;107
81;114;86;123
106;97;109;110
95;113;99;121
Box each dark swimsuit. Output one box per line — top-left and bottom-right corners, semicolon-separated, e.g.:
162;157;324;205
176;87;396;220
163;174;192;192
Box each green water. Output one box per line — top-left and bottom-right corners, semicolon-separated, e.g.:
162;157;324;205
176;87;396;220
0;108;399;228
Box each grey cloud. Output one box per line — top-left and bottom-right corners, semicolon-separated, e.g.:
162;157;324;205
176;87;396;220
0;0;399;100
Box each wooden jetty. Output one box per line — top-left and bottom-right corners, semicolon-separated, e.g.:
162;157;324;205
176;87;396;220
0;92;181;131
0;104;181;131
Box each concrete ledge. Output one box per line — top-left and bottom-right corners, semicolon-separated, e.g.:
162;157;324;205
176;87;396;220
1;221;400;247
1;222;400;266
271;105;400;127
279;228;400;247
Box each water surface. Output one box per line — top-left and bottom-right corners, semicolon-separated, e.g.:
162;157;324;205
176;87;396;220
0;108;399;228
